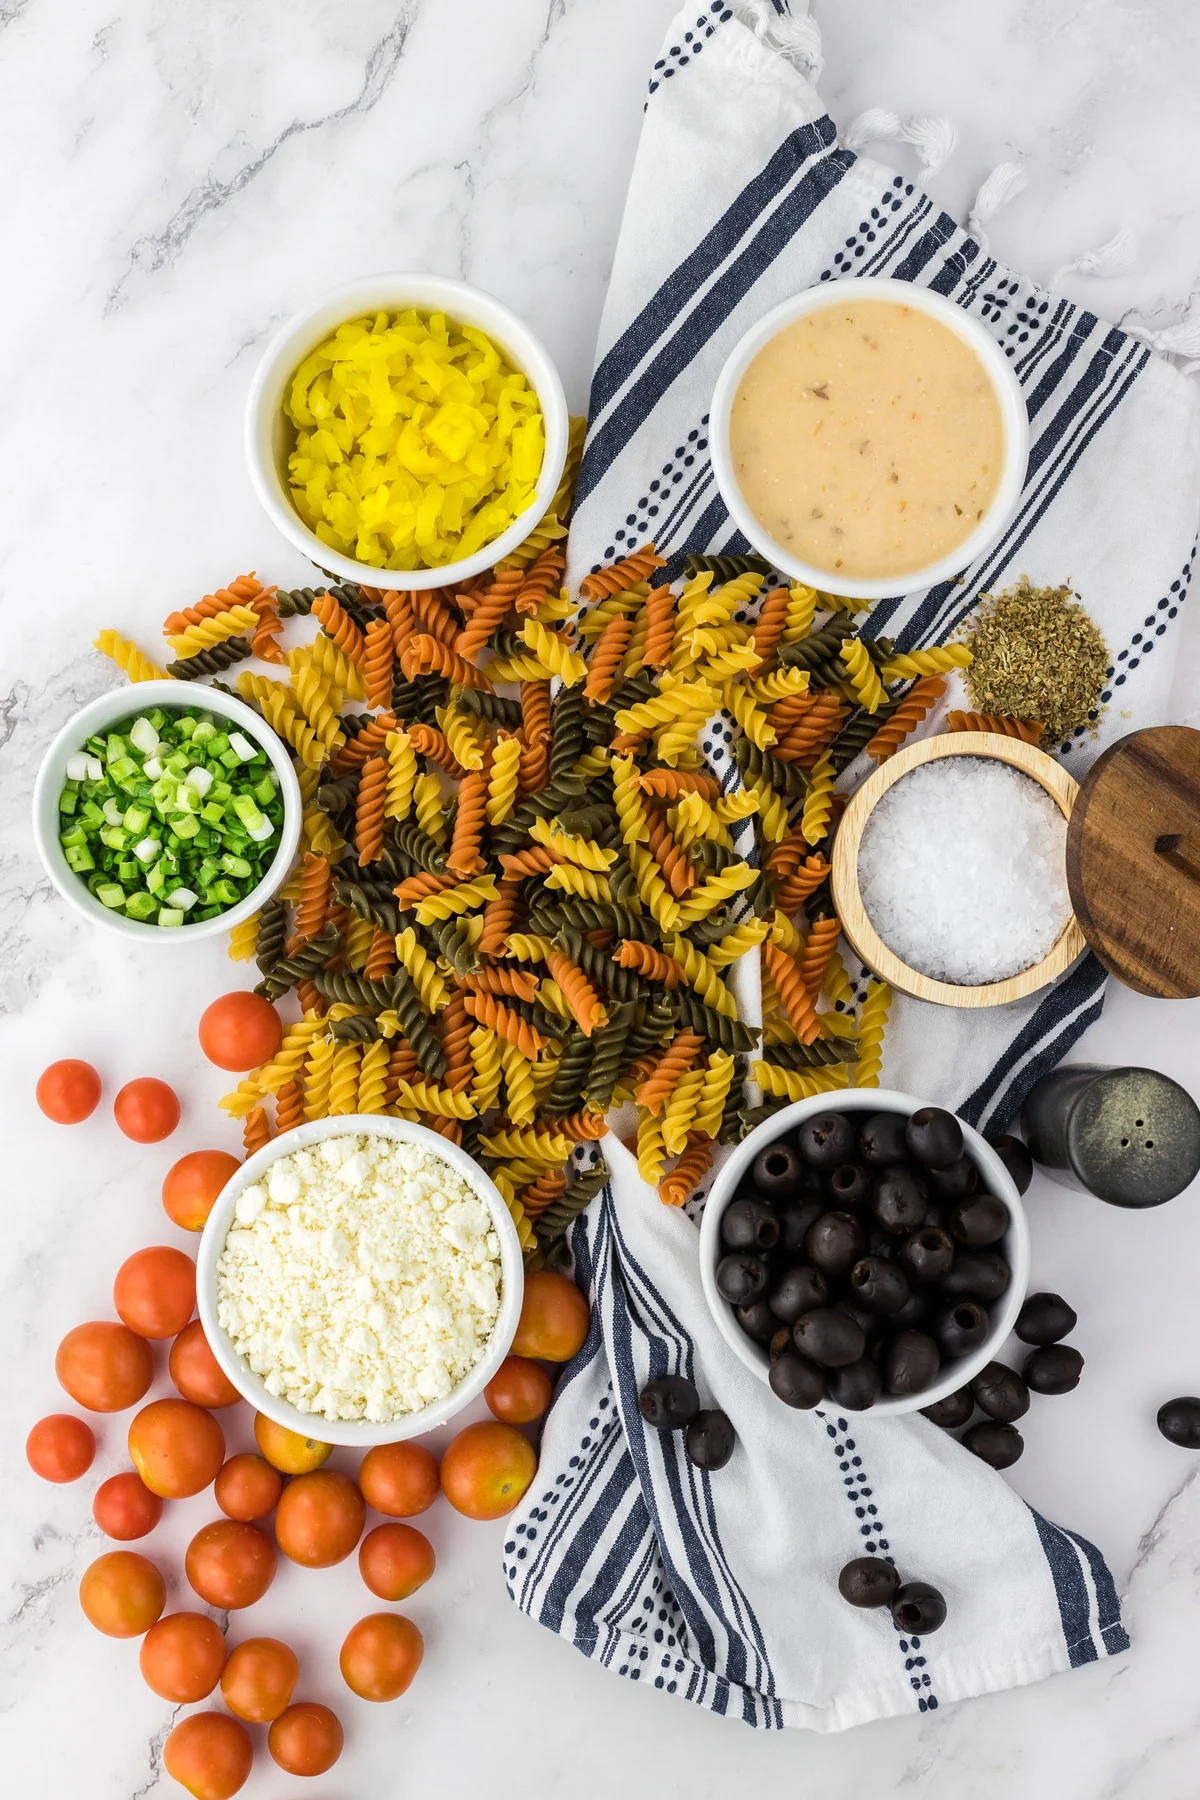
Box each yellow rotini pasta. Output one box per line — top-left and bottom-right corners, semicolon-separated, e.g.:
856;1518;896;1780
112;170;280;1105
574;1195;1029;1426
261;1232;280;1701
637;1108;667;1185
801;751;835;846
783;584;818;642
164;604;258;660
356;1039;389;1114
705;917;770;970
879;645;972;682
674;862;758;927
302;1037;335;1121
694;1050;736;1138
838;638;888;713
529;815;617;871
95;630;167;684
519;619;587;684
498;1037;536;1125
753;1061;852;1100
441;704;489;772
478;1127;573;1163
227;912;260;962
720;682;777;749
666;934;738;1019
328;1042;362;1116
855;979;892;1087
468;1026;504;1111
412;770;447;843
484;734;522;826
661;1067;706;1156
542;863;613;902
393;926;449;1012
391;1080;476;1119
413;875;499;925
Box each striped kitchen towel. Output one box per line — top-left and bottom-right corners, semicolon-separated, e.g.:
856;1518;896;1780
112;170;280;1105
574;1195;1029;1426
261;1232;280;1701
505;0;1198;1730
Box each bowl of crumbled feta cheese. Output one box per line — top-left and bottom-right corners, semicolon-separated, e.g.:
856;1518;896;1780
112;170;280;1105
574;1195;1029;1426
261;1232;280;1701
197;1117;524;1445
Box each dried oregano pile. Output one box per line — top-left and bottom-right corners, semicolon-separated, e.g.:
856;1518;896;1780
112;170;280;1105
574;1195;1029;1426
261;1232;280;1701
961;577;1110;746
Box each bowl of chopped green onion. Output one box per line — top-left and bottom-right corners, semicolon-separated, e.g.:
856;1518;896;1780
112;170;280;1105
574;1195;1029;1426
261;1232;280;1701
33;682;302;939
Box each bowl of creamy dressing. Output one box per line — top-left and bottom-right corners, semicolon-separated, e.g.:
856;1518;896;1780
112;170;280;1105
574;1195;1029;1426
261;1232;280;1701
709;278;1029;600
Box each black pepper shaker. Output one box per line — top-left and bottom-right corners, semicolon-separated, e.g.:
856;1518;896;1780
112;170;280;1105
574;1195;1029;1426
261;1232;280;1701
1019;1064;1200;1207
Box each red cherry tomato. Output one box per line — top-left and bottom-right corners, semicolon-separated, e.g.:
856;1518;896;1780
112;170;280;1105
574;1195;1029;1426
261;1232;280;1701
198;993;283;1072
114;1246;196;1340
169;1320;240;1408
163;1150;241;1232
93;1471;163;1540
114;1077;180;1143
36;1059;101;1124
56;1321;154;1413
26;1414;95;1482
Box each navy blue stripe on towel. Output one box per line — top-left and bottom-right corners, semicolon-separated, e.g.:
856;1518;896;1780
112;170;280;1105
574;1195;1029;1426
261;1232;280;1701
1031;1509;1100;1665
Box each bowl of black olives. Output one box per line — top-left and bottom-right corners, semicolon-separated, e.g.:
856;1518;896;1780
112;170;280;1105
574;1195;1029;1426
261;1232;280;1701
698;1089;1030;1416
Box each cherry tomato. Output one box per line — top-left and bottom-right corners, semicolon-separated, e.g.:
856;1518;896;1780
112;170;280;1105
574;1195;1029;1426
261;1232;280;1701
274;1469;364;1569
169;1320;240;1408
26;1413;95;1482
220;1637;298;1723
340;1612;423;1702
113;1245;196;1340
163;1149;240;1232
79;1550;165;1637
185;1520;276;1610
511;1271;589;1361
198;992;283;1072
129;1398;224;1498
267;1702;343;1777
93;1470;163;1540
253;1413;332;1474
36;1059;101;1124
139;1612;226;1702
485;1354;553;1424
114;1076;180;1143
357;1440;439;1517
163;1712;253;1800
440;1421;537;1520
358;1523;435;1601
214;1454;282;1522
56;1321;154;1413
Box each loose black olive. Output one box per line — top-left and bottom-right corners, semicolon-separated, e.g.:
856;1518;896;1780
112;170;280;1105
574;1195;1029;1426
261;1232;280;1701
1014;1292;1077;1346
928;1155;980;1199
797;1111;857;1170
768;1327;792;1362
805;1210;865;1278
751;1142;804;1201
685;1409;736;1470
891;1580;947;1633
873;1165;928;1235
769;1351;826;1408
848;1256;911;1314
714;1253;769;1306
828;1356;882;1410
987;1132;1034;1195
935;1300;990;1357
920;1386;974;1429
859;1112;909;1166
939;1250;1011;1303
767;1264;829;1323
638;1375;701;1430
734;1298;777;1344
1023;1344;1084;1395
793;1309;866;1368
948;1193;1010;1248
838;1556;899;1608
828;1161;873;1208
963;1420;1024;1468
884;1329;941;1394
969;1361;1030;1422
886;1289;930;1330
1157;1396;1200;1448
720;1197;780;1253
899;1227;955;1283
777;1199;825;1257
905;1106;964;1169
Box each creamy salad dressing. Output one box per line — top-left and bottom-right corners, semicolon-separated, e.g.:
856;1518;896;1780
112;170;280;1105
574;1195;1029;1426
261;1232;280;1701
729;300;1005;580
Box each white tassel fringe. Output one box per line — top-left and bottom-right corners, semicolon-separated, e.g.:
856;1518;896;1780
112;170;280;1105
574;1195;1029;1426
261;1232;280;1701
842;108;958;179
967;162;1028;253
737;0;824;82
1049;227;1139;290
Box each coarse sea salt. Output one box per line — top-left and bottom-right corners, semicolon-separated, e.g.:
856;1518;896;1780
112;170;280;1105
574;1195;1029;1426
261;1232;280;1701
857;757;1071;984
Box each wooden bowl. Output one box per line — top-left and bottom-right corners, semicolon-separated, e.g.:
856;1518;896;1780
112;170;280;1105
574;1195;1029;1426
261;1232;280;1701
830;732;1087;1007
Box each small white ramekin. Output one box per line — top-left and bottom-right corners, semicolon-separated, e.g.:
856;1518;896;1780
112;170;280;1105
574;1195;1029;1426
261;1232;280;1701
31;680;302;943
708;277;1030;601
698;1088;1029;1418
197;1116;525;1448
245;273;570;591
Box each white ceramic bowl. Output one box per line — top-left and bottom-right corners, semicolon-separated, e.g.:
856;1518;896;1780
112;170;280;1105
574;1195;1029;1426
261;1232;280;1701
245;273;570;591
708;277;1030;601
197;1116;525;1447
31;680;302;943
699;1088;1029;1417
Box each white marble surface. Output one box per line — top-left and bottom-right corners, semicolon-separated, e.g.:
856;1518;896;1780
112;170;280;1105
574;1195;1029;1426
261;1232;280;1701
3;1;1200;1794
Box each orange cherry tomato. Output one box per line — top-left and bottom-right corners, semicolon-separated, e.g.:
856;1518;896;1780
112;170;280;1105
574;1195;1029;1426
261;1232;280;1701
340;1613;423;1702
26;1413;95;1482
484;1354;553;1424
267;1702;343;1777
358;1523;435;1601
198;992;283;1072
185;1520;276;1609
113;1076;181;1143
93;1470;163;1540
163;1149;241;1232
36;1058;101;1123
253;1413;332;1474
220;1637;299;1722
275;1468;365;1568
139;1612;226;1702
214;1453;282;1522
357;1440;439;1517
113;1245;196;1340
440;1420;537;1520
169;1320;240;1408
163;1712;253;1800
129;1398;224;1498
511;1271;589;1361
56;1320;154;1413
79;1550;165;1637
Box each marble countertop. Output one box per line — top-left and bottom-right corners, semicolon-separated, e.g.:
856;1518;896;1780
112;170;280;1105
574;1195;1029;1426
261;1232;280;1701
3;1;1200;1795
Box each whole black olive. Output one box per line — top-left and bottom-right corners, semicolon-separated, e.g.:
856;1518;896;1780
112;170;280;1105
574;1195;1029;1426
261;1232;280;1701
769;1351;826;1409
920;1386;974;1429
734;1298;777;1344
873;1166;928;1235
767;1264;829;1323
935;1300;990;1357
838;1555;899;1607
638;1375;701;1430
1014;1292;1077;1345
948;1193;1009;1248
928;1155;980;1198
777;1198;825;1257
720;1197;780;1253
715;1253;769;1306
969;1361;1030;1422
828;1357;882;1411
987;1132;1034;1195
859;1112;909;1166
685;1409;737;1470
891;1581;947;1633
905;1106;964;1169
899;1227;955;1283
751;1141;804;1201
828;1162;873;1208
886;1289;930;1330
768;1327;793;1362
884;1329;941;1394
939;1250;1011;1303
836;1299;886;1343
797;1111;857;1170
848;1256;911;1315
793;1309;867;1368
1157;1396;1200;1448
963;1420;1024;1468
805;1211;865;1278
1023;1344;1084;1395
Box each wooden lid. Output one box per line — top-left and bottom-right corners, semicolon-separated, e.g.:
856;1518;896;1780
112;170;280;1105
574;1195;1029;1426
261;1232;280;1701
1065;725;1200;998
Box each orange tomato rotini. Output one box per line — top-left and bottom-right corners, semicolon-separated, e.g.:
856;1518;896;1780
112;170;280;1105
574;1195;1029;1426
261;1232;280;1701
659;1134;714;1207
461;993;547;1060
945;710;1043;743
636;1030;703;1115
580;544;666;600
544;951;608;1036
294;852;332;941
762;942;819;1044
362;618;394;711
329;712;399;773
312;593;366;665
353;757;388;865
583;613;634;704
866;677;947;761
163;573;264;635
